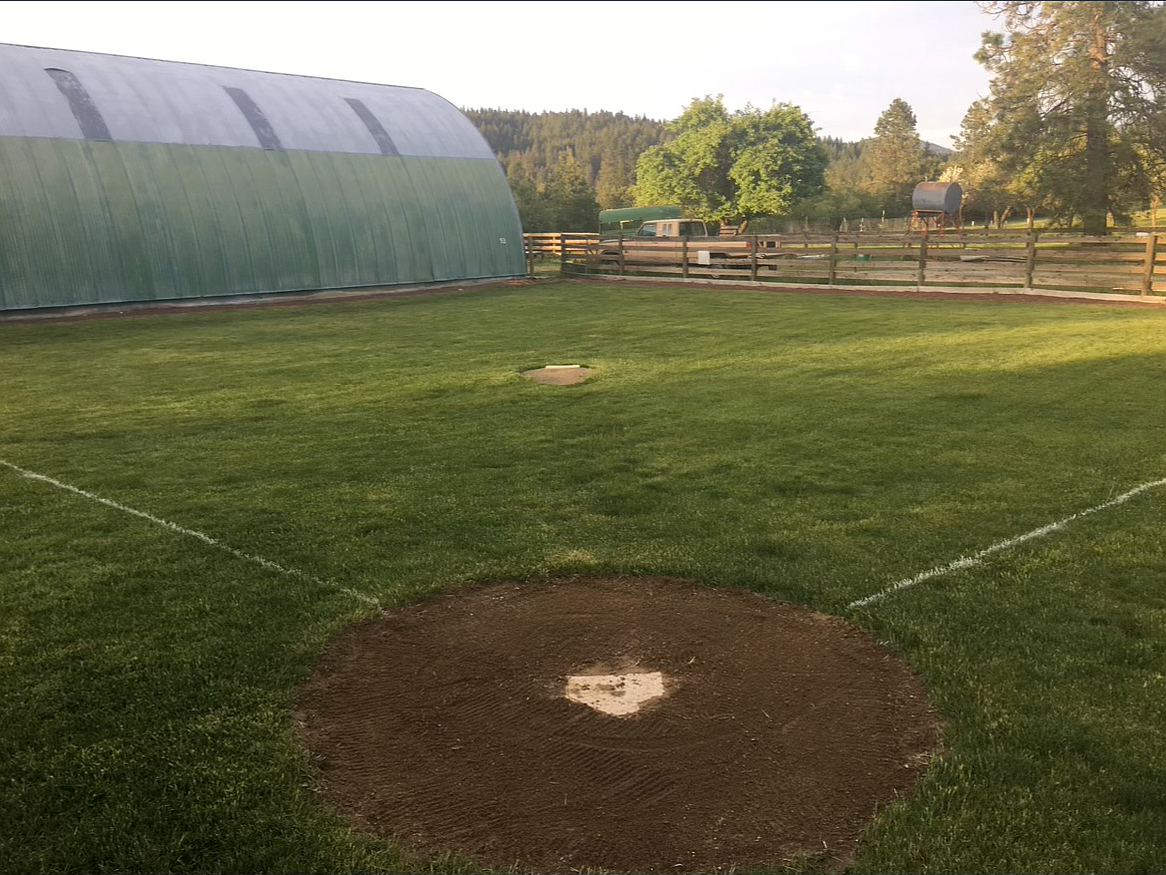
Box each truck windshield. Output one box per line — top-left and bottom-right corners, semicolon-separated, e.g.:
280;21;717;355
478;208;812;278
636;223;657;237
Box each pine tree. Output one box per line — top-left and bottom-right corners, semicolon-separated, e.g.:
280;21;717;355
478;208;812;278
860;98;929;215
543;155;600;232
974;1;1166;234
506;166;548;232
595;152;635;211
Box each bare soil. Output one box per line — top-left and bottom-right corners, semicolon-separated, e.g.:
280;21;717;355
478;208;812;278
295;576;938;874
3;275;1158;324
523;365;593;385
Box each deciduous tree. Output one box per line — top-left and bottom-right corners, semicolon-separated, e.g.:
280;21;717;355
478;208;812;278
633;96;827;223
951;98;1039;226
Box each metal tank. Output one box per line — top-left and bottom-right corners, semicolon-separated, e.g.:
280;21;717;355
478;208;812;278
912;182;963;215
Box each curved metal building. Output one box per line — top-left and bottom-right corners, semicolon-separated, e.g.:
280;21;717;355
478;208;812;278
0;43;524;311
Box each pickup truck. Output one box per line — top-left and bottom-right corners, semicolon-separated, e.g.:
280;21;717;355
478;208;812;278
598;213;761;268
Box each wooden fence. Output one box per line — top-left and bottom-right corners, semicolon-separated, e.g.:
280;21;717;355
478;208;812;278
524;230;1166;297
523;232;602;273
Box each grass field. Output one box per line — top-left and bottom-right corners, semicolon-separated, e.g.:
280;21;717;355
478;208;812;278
1;280;1164;874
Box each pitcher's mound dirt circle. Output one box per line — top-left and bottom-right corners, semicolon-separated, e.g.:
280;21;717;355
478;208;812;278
295;576;938;874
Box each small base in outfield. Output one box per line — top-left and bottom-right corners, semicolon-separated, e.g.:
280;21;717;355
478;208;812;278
522;364;593;384
565;670;667;716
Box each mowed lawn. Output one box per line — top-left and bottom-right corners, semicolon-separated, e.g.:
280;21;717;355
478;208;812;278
1;280;1163;875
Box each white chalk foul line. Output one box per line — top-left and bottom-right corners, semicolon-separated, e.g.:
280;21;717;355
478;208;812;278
1;459;378;606
849;478;1166;609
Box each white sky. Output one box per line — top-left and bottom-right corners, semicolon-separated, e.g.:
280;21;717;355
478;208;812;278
3;0;1000;146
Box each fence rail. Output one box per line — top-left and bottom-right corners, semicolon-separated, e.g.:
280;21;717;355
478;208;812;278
524;230;1165;297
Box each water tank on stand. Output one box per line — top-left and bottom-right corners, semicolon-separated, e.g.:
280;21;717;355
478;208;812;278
910;182;963;232
913;182;963;214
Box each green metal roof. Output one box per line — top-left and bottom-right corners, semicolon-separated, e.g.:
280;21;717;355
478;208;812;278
0;43;524;310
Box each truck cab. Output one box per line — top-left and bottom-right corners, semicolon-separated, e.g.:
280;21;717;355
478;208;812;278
636;219;711;237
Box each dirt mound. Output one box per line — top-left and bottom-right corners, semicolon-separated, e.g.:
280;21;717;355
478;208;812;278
295;576;938;874
522;364;593;384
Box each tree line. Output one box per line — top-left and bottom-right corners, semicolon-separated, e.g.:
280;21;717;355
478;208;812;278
462;108;664;231
468;2;1166;235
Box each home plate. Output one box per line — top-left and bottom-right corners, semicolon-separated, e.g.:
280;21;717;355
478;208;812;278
564;671;667;716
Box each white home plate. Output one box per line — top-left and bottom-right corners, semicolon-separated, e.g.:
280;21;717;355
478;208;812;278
564;671;667;716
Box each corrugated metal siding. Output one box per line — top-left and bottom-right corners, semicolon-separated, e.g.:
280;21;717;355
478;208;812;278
0;138;524;310
0;43;494;159
0;43;524;310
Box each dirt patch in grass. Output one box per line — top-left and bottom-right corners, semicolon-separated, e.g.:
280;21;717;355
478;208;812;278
295;576;938;874
522;364;593;384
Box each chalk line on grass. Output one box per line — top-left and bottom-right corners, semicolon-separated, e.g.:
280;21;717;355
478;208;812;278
1;459;378;606
849;477;1166;609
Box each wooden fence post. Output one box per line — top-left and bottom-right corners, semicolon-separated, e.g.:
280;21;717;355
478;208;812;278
682;236;689;279
559;233;567;273
750;235;759;281
1024;231;1037;289
1140;233;1158;296
617;235;625;275
916;231;928;286
828;231;839;285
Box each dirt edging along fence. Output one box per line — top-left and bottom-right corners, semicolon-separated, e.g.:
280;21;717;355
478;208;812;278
523;230;1166;299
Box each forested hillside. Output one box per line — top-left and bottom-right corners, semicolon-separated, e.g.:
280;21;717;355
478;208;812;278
463;106;941;231
463;108;665;196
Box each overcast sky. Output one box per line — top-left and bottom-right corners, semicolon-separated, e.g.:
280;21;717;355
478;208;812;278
4;0;1001;146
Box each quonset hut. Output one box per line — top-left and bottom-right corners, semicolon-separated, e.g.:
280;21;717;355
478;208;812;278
0;43;525;311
